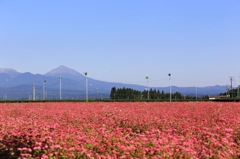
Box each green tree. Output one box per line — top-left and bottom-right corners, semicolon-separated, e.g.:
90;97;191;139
110;87;116;99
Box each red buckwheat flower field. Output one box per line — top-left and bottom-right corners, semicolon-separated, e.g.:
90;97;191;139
0;102;239;158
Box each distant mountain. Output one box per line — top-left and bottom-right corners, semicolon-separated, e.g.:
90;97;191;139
0;72;86;89
0;68;20;76
0;65;230;100
44;65;85;80
0;73;12;84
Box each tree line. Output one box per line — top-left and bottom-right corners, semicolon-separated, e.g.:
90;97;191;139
110;87;208;100
219;87;240;97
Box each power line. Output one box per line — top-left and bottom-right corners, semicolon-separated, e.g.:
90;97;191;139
45;82;60;88
230;76;234;97
62;78;85;85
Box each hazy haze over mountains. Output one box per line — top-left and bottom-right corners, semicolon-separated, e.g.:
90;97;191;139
0;65;230;100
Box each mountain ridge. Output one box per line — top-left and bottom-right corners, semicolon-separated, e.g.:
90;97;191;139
0;65;229;100
0;68;20;76
43;65;85;81
44;65;82;76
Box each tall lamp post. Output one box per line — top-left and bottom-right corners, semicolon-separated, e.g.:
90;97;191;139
238;85;240;98
32;83;35;100
196;86;198;100
146;77;149;100
84;72;88;102
43;80;46;100
59;77;62;100
239;76;240;97
168;74;171;102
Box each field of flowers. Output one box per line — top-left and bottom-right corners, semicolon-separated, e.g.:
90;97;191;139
0;102;239;158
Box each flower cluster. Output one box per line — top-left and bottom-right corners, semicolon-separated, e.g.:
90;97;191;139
0;102;239;158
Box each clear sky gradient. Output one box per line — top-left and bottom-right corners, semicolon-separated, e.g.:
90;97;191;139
1;0;240;87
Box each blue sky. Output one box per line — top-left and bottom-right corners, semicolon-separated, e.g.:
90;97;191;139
1;0;240;87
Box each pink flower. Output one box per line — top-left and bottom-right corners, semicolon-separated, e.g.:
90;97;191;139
224;128;233;132
68;147;75;151
33;147;41;150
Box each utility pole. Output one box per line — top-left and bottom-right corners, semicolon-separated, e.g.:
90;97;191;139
230;76;234;97
238;85;240;97
43;80;46;100
238;85;240;98
45;91;47;100
84;72;88;102
32;83;35;100
146;77;149;100
59;77;62;100
226;85;229;97
168;73;171;102
196;86;197;100
3;94;7;100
